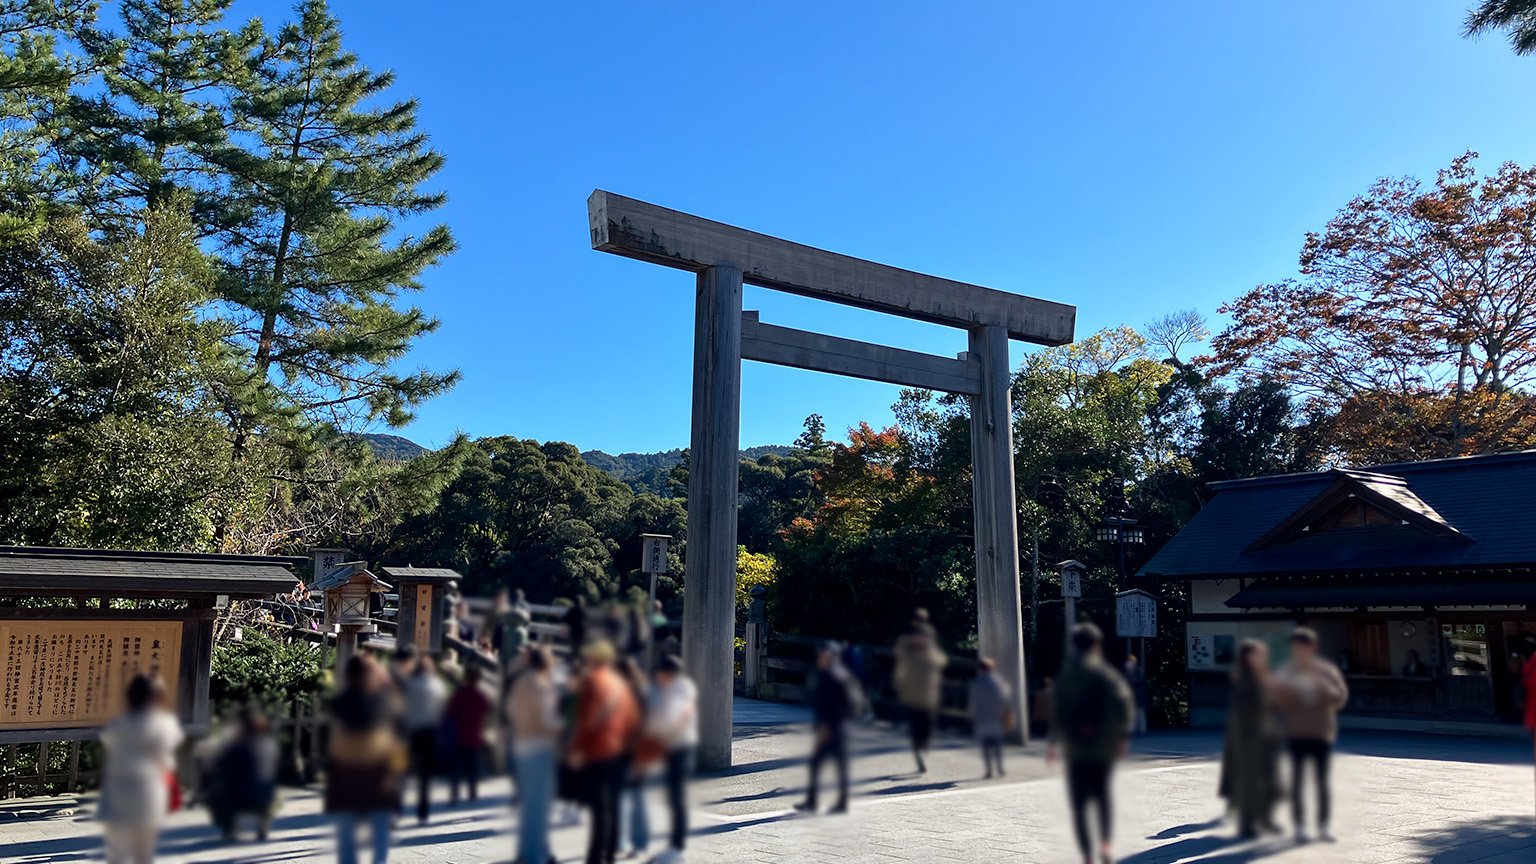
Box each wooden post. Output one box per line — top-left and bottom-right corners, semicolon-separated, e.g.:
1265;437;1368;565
968;324;1029;745
683;265;744;770
67;740;80;792
744;621;765;698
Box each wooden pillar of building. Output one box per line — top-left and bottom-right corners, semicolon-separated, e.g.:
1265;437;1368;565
968;324;1029;744
684;265;744;770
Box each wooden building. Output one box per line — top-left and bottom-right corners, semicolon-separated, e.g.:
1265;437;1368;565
1138;451;1536;730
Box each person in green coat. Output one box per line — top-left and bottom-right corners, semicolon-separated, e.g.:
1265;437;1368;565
1219;639;1282;838
1049;623;1134;864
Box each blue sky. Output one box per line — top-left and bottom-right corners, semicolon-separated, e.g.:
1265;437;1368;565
246;0;1536;453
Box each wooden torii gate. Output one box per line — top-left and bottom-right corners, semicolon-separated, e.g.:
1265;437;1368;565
588;191;1076;768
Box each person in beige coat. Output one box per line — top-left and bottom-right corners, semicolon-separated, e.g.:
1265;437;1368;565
1270;626;1349;844
892;608;947;774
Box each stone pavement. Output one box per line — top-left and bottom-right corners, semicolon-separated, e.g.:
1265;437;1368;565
3;700;1535;863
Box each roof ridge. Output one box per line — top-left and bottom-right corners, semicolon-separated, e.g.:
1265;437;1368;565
1207;449;1536;492
0;545;306;567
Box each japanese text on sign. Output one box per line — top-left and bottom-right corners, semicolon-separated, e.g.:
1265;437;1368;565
0;620;181;730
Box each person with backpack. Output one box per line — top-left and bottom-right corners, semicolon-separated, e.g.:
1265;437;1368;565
795;642;859;815
1049;623;1134;864
892;609;947;774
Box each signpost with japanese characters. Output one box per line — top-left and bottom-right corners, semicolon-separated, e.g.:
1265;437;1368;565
640;533;671;609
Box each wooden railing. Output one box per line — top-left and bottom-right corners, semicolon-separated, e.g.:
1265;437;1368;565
744;630;984;724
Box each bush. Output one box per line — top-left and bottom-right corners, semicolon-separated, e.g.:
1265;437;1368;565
210;627;324;713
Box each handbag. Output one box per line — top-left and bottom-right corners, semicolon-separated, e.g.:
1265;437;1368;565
166;771;183;813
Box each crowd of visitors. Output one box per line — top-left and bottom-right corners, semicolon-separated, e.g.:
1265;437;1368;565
93;591;1417;864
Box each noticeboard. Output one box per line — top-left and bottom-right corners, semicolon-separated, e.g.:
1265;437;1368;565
1;619;182;730
1115;590;1157;638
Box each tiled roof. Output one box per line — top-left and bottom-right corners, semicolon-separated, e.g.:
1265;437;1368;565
1138;450;1536;581
0;547;300;597
378;566;460;584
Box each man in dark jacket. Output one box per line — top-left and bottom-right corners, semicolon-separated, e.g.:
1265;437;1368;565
1050;623;1134;864
796;642;857;815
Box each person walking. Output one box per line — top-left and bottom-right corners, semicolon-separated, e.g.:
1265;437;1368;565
1032;676;1055;740
569;640;642;864
969;657;1012;779
492;588;533;662
509;646;563;864
567;595;592;653
618;657;653;860
795;642;857;815
99;673;184;864
647;654;698;863
446;665;492;806
326;656;404;864
1271;626;1349;844
206;704;280;841
402;654;448;824
1219;639;1281;838
1049;623;1135;864
893;608;947;774
1122;654;1150;735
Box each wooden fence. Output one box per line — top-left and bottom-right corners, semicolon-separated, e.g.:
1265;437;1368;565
1;739;95;800
744;629;986;726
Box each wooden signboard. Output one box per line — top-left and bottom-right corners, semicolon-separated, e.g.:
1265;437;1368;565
0;620;182;730
412;584;433;648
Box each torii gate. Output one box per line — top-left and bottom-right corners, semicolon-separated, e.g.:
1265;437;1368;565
589;191;1076;768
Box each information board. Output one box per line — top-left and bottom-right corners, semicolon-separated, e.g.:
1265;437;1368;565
1115;590;1157;638
0;620;182;730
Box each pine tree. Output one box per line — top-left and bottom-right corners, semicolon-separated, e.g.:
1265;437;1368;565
213;0;456;445
0;0;96;240
60;0;250;232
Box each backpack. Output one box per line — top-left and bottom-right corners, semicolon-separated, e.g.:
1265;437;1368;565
1066;673;1113;747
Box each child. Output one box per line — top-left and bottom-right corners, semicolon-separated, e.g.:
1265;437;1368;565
969;657;1012;778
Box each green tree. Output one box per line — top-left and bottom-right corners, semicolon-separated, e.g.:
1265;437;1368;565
0;202;238;548
213;0;456;444
62;0;249;229
371;437;686;603
0;0;96;240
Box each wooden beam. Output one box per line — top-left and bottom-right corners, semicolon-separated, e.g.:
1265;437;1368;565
589;190;1076;346
740;312;983;395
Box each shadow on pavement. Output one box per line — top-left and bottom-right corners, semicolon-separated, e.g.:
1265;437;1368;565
1403;815;1536;862
1118;833;1241;863
1146;817;1225;840
694;811;801;837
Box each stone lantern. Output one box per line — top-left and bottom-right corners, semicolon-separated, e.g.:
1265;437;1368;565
311;560;390;667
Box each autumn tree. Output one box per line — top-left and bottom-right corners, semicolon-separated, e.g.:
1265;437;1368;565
1209;153;1536;462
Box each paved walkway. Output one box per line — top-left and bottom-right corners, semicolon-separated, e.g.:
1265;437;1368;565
3;701;1535;862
